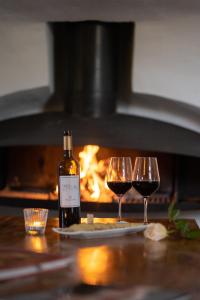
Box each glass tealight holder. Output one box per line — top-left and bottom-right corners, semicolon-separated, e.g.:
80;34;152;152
23;208;48;235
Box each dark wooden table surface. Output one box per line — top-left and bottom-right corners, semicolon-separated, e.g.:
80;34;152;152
0;216;199;300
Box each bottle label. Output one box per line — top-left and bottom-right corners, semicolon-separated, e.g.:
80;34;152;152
59;176;80;208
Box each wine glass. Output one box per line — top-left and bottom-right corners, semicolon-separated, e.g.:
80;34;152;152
132;157;160;224
107;157;132;222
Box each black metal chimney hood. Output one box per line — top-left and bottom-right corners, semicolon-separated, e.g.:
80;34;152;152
52;22;123;118
0;21;200;157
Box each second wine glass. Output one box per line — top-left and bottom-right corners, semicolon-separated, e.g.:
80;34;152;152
107;157;132;222
132;157;160;224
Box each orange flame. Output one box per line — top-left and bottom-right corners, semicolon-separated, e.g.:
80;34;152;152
55;185;58;194
79;145;115;202
55;145;115;202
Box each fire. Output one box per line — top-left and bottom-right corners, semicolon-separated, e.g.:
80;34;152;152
79;145;115;202
55;185;58;194
54;145;115;202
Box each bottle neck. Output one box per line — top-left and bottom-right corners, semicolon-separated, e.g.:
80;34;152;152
63;135;73;158
64;149;73;158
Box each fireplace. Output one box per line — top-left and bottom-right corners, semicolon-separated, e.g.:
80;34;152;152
0;144;199;213
0;21;200;214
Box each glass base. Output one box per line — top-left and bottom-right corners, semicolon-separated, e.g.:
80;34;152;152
25;226;45;235
116;220;128;224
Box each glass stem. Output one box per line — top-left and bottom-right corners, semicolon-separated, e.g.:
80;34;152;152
118;196;122;222
144;197;148;225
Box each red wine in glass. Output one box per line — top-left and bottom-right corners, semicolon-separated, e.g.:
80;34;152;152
132;181;160;197
107;157;132;222
107;181;132;196
132;157;160;224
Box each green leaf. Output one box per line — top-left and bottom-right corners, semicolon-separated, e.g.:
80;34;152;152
167;202;200;240
167;229;176;234
175;220;189;234
168;202;180;222
184;230;200;240
171;209;180;221
168;201;175;218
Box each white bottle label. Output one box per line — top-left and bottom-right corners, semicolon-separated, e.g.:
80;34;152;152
59;176;80;208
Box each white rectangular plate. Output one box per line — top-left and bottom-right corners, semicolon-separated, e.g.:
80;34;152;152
52;224;146;239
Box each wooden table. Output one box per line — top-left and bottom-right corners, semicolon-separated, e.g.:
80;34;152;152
0;216;199;299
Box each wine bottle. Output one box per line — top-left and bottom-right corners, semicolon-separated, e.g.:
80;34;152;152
58;130;80;227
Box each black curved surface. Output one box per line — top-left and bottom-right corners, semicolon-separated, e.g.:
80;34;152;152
0;111;199;157
1;87;200;132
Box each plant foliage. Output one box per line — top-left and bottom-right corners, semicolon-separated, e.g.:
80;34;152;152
168;202;200;239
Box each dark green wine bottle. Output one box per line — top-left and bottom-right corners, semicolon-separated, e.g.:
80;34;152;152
58;130;80;228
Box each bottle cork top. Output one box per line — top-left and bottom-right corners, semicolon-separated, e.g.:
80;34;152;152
64;130;72;136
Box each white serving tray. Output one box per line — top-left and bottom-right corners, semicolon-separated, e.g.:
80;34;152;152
52;224;146;239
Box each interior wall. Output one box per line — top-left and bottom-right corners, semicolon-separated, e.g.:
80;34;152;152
133;16;200;107
0;18;200;107
0;21;48;97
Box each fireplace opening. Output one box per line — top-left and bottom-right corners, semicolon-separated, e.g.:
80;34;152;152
0;145;200;212
0;144;199;212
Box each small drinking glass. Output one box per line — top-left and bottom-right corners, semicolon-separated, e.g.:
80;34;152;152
24;208;48;235
107;157;132;222
132;157;160;224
